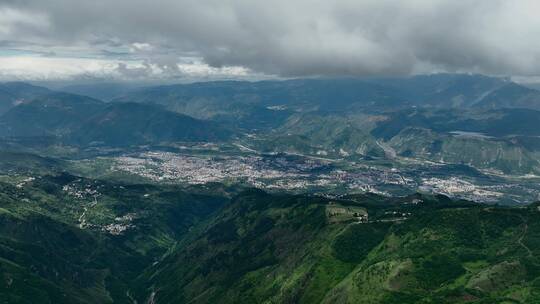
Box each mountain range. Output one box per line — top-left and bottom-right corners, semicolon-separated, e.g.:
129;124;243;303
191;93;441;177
0;82;51;115
2;73;540;303
2;73;540;174
114;74;540;115
0;92;231;147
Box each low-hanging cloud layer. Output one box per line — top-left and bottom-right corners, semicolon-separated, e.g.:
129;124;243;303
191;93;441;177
1;0;540;81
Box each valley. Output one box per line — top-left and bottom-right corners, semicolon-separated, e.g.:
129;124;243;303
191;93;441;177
3;1;540;302
65;141;540;205
2;74;540;303
4;160;540;303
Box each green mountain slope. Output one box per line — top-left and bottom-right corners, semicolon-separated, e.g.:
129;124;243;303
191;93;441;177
249;114;386;158
2;163;540;304
0;92;104;138
371;108;540;141
133;190;540;304
474;83;540;110
388;127;540;174
0;171;231;303
0;82;51;115
0;94;232;147
70;102;232;146
323;204;540;303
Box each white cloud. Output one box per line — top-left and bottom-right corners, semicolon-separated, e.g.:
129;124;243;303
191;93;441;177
130;42;154;53
0;56;115;80
0;7;50;41
0;55;253;81
1;1;540;80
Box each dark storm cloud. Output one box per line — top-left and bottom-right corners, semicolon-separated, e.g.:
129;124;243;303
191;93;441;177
1;0;540;78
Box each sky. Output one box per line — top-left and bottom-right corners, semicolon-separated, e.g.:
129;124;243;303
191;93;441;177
1;0;540;82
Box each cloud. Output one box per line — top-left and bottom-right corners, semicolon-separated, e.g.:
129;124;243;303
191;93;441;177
0;56;118;81
0;7;49;38
1;0;540;80
0;54;252;82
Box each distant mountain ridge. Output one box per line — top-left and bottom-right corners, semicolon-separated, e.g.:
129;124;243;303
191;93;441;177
59;82;142;101
0;92;232;146
388;127;540;174
248;113;386;158
2;74;540;174
114;74;540;113
71;102;231;146
0;92;104;138
0;82;51;114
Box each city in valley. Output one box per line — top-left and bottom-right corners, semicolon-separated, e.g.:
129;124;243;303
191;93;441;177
93;143;540;204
